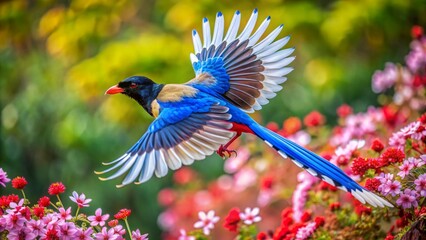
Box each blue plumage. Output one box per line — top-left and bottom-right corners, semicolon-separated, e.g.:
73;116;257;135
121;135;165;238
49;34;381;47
100;9;393;208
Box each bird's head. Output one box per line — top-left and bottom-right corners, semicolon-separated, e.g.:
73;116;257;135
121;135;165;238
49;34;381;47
105;76;155;96
105;76;163;115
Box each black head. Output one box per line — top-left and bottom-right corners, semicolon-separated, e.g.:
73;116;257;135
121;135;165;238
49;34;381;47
105;76;155;95
105;76;163;115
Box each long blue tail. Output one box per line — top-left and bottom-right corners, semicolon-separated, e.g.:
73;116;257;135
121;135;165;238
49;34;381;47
250;122;393;208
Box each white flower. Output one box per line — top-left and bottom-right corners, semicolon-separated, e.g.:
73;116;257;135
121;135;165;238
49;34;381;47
193;210;219;235
239;207;261;225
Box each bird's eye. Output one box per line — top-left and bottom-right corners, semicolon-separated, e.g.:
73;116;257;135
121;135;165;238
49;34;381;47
130;83;138;88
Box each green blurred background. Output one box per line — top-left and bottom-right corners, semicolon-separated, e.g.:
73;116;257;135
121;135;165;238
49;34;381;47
1;0;425;238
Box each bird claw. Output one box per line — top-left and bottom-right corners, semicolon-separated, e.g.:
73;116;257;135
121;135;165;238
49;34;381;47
217;145;237;159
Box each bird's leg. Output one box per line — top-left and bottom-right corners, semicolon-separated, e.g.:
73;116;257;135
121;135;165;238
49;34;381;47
217;132;241;159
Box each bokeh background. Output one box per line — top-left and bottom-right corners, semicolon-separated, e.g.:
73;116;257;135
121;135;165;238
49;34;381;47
1;0;425;238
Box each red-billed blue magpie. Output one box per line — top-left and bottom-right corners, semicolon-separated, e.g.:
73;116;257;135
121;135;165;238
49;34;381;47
98;9;393;208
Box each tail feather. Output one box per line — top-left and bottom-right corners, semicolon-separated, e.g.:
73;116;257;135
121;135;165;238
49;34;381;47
250;123;393;208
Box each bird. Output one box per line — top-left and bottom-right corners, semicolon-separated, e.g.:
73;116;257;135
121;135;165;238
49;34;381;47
97;9;393;208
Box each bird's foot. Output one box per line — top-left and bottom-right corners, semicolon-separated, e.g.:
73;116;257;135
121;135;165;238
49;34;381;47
217;145;237;159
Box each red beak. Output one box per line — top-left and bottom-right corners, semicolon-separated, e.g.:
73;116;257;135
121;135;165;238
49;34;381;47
105;85;124;95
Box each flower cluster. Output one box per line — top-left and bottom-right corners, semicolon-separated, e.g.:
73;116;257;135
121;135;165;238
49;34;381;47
155;26;425;240
0;173;148;240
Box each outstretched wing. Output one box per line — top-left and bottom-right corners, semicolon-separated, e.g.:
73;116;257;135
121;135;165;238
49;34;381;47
187;9;295;113
96;104;234;187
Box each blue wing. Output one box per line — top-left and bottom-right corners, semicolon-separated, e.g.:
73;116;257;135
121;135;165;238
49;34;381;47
96;103;235;187
187;9;295;113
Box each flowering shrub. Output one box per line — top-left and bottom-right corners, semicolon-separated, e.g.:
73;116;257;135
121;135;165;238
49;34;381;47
156;26;426;240
0;175;148;239
1;26;425;240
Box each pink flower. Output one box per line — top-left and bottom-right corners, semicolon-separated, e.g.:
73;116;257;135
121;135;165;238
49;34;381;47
295;222;317;240
397;160;414;179
59;222;78;238
7;227;37;240
414;173;426;197
224;147;250;173
372;63;398;93
233;167;257;191
389;132;406;149
88;208;110;227
75;227;93;240
379;180;401;197
406;38;426;72
239;207;262;225
396;189;419;209
41;225;60;240
292;171;318;222
178;229;195;240
58;207;72;221
113;225;126;236
131;229;149;240
288;130;311;146
27;219;45;237
94;227;119;240
377;173;394;184
193;210;220;235
0;168;11;187
331;140;365;165
407;157;425;168
69;191;92;208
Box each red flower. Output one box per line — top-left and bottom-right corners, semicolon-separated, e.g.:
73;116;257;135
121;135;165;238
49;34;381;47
108;219;119;227
223;208;241;232
381;148;405;165
419;113;426;124
266;122;280;132
48;182;66;195
396;216;409;228
283;117;302;135
351;157;372;176
274;225;290;240
329;202;341;211
157;188;176;206
415;206;426;217
336;155;349;166
261;176;274;190
289;222;306;234
281;216;293;226
45;228;59;239
319;181;337;191
11;176;28;190
314;216;325;227
336;104;353;118
354;204;372;216
257;232;268;240
281;207;293;218
173;167;196;185
411;25;424;39
33;206;45;218
300;211;311;223
303;111;325;127
114;208;131;219
8;194;19;203
371;139;384;153
384;233;395;240
364;178;381;191
0;194;19;208
38;196;50;207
